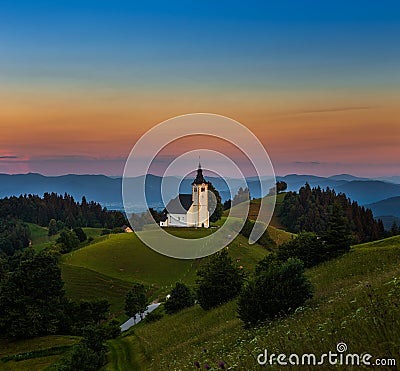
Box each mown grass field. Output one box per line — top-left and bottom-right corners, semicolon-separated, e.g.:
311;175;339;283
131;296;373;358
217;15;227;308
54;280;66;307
60;264;133;317
61;231;268;289
106;236;400;370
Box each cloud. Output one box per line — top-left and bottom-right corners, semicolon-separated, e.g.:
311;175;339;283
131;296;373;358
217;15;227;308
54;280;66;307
293;161;321;165
0;155;18;159
29;155;127;163
296;106;372;115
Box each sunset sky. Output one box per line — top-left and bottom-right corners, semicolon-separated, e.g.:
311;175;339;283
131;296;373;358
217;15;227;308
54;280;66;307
1;1;399;177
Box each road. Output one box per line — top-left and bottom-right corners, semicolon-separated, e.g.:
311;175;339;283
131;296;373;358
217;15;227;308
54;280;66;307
120;303;161;332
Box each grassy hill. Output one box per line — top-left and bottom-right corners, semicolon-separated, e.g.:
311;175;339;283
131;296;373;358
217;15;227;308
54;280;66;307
3;229;399;370
106;236;400;370
222;193;295;245
60;229;269;319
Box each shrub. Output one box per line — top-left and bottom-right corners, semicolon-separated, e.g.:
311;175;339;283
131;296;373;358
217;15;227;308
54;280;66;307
196;249;244;310
164;282;195;314
144;311;164;323
238;255;313;326
73;227;87;242
277;232;325;268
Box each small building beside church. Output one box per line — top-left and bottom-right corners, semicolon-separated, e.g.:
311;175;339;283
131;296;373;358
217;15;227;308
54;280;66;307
160;164;210;228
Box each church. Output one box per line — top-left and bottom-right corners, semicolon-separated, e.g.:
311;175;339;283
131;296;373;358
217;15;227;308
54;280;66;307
160;164;210;228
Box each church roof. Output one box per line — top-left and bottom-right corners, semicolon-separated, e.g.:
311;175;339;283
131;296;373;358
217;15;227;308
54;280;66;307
165;194;193;214
192;163;207;185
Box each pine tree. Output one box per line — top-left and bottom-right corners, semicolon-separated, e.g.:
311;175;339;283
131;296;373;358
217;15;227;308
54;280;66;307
322;203;352;258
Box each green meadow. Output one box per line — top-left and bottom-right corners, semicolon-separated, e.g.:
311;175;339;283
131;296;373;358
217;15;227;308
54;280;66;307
2;222;399;370
106;236;400;370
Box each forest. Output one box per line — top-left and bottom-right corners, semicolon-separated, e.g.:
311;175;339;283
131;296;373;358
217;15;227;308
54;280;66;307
0;193;126;230
279;184;386;243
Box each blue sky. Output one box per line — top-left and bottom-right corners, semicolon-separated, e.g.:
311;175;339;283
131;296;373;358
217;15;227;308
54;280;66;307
0;0;399;176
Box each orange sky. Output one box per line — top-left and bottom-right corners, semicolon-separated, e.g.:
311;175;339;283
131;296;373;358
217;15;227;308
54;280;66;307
1;86;399;176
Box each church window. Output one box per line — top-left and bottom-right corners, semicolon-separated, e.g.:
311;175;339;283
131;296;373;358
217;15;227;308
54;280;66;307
201;187;205;192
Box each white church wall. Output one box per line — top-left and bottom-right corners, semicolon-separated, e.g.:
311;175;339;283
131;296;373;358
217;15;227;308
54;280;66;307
168;213;188;227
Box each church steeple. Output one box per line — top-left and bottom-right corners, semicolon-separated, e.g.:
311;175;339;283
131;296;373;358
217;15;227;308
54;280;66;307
192;162;206;185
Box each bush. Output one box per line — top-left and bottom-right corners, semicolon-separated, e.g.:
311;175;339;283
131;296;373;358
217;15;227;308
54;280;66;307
238;255;313;326
56;230;79;253
277;232;325;268
101;319;121;339
164;282;195;314
144;311;164;323
196;249;244;310
73;227;87;242
125;283;148;319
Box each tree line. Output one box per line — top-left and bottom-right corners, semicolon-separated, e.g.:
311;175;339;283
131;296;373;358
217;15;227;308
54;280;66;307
279;184;385;243
0;193;126;229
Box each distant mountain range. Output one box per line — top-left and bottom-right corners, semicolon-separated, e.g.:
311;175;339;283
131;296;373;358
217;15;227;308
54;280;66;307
0;173;399;223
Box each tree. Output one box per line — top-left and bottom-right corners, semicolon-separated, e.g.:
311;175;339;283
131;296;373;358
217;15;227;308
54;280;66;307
277;232;325;268
125;283;148;320
73;227;87;243
276;181;288;193
196;249;244;310
223;199;231;210
52;325;108;371
238;255;313;326
59;299;110;335
57;230;79;253
48;219;58;237
207;182;223;223
391;221;399;236
164;282;195;314
0;250;65;339
322;203;352;258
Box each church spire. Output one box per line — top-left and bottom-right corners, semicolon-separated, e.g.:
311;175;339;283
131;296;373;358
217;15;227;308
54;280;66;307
192;162;206;185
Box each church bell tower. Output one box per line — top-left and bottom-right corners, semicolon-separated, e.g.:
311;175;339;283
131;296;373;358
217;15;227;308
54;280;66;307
192;163;209;228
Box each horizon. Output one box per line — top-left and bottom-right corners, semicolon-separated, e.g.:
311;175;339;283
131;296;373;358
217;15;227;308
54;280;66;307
0;171;399;180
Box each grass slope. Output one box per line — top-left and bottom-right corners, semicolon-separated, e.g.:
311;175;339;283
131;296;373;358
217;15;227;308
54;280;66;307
246;192;286;229
60;230;269;320
27;223;58;252
62;232;268;289
108;236;400;370
0;335;79;371
221;192;294;245
60;264;132;317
